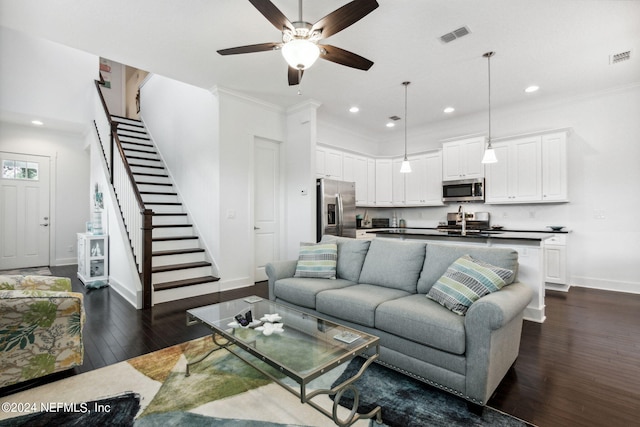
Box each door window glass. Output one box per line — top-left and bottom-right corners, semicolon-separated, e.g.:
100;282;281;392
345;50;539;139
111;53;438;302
2;160;39;180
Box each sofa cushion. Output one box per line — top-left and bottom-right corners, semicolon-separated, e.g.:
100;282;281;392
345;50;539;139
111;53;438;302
417;243;518;294
426;255;514;315
0;275;23;290
321;236;371;283
293;242;337;279
376;294;466;355
274;277;355;309
316;284;410;327
358;239;426;293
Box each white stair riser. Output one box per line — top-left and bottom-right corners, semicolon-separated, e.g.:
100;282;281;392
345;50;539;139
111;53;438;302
152;252;205;267
143;194;180;204
152;215;189;226
139;183;173;193
118;136;152;145
153;282;218;305
131;165;166;174
117;129;148;138
133;174;171;185
124;149;158;159
153;227;193;238
152;239;199;252
112;117;143;126
153;266;212;283
128;158;162;167
146;204;184;214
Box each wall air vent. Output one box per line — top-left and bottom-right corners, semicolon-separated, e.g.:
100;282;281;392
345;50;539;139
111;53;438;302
440;26;471;44
610;50;631;64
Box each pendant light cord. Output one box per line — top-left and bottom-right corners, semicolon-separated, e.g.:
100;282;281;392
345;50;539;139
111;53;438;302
483;52;495;148
403;81;410;160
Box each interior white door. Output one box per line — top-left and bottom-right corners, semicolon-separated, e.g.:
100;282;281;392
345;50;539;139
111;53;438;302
253;138;280;282
0;152;50;269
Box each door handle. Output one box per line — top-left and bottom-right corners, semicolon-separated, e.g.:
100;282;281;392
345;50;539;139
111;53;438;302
40;223;49;227
254;226;260;230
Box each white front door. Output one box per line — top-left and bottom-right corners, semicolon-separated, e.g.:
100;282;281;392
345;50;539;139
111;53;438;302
253;138;280;282
0;152;51;269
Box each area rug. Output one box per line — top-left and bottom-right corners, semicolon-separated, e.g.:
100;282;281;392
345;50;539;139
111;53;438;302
0;336;533;427
0;266;51;276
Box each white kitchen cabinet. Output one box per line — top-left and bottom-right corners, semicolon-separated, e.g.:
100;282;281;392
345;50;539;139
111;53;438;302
392;157;406;206
316;146;343;180
77;233;108;286
375;159;393;206
542;132;568;202
485;136;542;203
348;154;370;206
442;136;485;181
405;151;444;206
545;234;568;289
366;158;376;205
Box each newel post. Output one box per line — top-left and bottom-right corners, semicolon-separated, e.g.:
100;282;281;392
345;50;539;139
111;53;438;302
141;209;154;309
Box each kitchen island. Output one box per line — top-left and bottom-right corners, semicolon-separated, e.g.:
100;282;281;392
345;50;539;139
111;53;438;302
370;228;555;323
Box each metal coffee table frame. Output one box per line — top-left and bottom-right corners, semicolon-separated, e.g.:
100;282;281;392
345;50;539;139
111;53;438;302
186;297;382;427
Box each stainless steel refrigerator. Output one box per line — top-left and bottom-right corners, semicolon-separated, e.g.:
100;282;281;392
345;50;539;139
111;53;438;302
316;178;357;241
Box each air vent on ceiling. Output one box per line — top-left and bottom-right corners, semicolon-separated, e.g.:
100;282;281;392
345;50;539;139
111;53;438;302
388;115;401;121
440;26;471;44
610;50;631;64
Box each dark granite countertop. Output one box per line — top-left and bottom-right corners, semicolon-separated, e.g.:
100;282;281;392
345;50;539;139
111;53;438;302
369;228;560;242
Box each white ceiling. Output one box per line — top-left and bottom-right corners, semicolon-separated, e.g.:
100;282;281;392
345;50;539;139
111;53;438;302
1;0;639;141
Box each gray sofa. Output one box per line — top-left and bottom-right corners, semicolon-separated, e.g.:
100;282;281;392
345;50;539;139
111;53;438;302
265;236;533;406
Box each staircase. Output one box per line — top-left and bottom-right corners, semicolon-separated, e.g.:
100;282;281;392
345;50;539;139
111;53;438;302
110;115;219;305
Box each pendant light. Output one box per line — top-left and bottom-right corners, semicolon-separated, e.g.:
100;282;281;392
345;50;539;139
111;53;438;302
481;52;498;164
400;81;412;173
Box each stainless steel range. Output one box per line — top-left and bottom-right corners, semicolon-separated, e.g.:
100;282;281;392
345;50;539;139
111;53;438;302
437;211;490;234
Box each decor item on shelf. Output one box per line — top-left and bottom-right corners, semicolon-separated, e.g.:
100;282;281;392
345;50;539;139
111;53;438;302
481;51;498;164
216;0;379;86
400;81;412;173
92;183;104;235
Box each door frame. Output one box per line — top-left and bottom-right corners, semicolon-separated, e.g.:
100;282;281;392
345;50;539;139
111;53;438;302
250;136;285;283
0;150;55;268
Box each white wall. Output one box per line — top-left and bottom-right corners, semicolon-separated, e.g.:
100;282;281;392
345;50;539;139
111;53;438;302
0;26;98;131
0;123;90;266
338;84;640;294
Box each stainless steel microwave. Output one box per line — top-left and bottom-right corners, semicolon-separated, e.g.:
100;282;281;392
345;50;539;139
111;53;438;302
442;178;485;202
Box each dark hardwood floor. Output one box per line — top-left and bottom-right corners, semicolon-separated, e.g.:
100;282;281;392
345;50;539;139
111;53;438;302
2;265;639;426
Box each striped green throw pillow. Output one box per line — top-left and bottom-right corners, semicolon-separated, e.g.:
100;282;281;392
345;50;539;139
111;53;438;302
427;255;514;315
294;242;338;279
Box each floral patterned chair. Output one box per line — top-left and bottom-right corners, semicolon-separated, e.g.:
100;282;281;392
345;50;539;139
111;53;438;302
0;275;85;388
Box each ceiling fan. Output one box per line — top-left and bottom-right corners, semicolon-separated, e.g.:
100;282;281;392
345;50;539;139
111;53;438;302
217;0;379;86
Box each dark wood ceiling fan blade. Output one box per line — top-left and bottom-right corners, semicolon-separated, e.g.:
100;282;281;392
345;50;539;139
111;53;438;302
319;45;374;70
288;67;304;86
249;0;294;32
310;0;379;39
217;42;281;55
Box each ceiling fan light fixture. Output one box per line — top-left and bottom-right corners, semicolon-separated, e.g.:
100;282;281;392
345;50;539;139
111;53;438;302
281;39;320;70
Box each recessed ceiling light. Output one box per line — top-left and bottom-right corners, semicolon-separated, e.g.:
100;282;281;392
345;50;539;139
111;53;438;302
349;106;359;113
443;107;455;114
386;122;395;128
524;85;539;93
31;120;44;126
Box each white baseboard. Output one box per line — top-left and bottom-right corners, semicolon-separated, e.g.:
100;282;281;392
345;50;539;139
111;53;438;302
53;257;77;266
523;306;546;323
108;276;140;308
219;277;253;292
570;276;640;294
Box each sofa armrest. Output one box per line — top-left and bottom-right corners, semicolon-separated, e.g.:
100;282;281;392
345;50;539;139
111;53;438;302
16;275;72;292
0;290;85;388
463;281;533;404
265;260;298;301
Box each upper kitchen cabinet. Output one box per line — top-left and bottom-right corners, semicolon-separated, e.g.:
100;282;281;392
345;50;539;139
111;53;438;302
442;136;486;181
541;132;568;202
405;151;444;206
485;130;569;204
486;136;542;203
344;152;374;206
316;146;343;180
375;158;394;206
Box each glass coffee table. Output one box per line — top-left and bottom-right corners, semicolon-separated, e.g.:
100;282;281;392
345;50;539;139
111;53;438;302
186;296;381;426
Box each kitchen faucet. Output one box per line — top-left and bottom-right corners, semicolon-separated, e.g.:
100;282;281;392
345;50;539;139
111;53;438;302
458;205;466;236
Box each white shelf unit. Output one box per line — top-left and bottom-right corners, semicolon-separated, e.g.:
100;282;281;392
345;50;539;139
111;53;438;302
77;233;108;286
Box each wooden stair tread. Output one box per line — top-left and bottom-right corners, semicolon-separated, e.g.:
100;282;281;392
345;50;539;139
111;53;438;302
153;223;192;228
133;172;169;177
137;181;173;186
130;163;165;170
153;248;205;257
145;202;182;206
152;261;211;273
152;235;198;242
152;212;187;216
141;191;178;195
154;276;220;292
